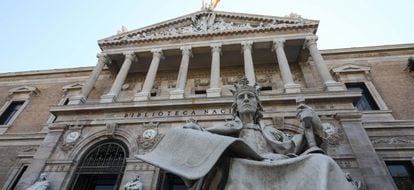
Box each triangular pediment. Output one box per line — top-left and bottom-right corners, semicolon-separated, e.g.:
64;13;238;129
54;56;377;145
62;82;85;91
9;85;39;95
332;64;371;73
99;10;318;47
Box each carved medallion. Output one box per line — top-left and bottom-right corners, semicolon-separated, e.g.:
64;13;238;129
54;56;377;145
65;131;80;144
61;130;82;152
137;122;164;153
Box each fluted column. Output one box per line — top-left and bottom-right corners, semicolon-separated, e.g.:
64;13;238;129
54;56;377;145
134;49;164;101
170;46;192;99
69;53;110;104
241;41;256;84
273;39;301;93
100;52;137;103
305;36;345;91
207;43;222;97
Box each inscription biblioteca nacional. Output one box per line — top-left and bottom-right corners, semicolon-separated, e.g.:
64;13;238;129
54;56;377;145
124;108;231;118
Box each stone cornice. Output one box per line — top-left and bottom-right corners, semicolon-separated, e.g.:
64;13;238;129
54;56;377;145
321;43;414;55
50;91;360;115
98;10;318;48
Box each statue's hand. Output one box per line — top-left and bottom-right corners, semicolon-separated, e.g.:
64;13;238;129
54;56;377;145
224;118;242;129
183;123;204;131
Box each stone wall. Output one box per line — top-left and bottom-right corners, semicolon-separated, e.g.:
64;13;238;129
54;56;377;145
0;145;37;188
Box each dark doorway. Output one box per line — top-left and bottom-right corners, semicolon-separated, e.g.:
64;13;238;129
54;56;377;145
157;171;187;190
70;141;128;190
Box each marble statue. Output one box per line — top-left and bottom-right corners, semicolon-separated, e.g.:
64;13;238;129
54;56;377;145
124;176;143;190
27;173;50;190
137;77;358;190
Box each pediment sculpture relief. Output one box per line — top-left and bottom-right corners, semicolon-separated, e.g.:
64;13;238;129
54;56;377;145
114;12;306;41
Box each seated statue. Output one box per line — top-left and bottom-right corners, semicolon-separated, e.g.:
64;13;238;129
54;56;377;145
27;173;50;190
137;77;357;190
124;175;143;190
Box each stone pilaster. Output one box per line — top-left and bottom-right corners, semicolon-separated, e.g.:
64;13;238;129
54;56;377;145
170;46;192;99
241;41;256;85
15;124;66;189
336;112;397;190
305;36;345;91
100;52;137;103
134;49;164;101
207;43;222;97
69;53;110;105
273;39;301;93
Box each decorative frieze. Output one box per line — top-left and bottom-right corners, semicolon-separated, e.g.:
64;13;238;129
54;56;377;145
371;136;414;145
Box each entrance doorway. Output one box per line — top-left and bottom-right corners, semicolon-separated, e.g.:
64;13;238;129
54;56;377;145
70;141;128;190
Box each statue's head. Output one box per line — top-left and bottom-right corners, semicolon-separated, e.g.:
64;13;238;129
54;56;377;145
230;77;263;123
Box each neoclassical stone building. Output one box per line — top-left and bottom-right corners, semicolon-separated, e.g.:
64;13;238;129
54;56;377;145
0;10;413;190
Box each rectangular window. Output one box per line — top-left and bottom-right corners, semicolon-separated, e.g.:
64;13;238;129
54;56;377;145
345;83;379;111
194;89;207;95
0;101;25;125
157;172;187;190
8;165;28;190
386;161;414;190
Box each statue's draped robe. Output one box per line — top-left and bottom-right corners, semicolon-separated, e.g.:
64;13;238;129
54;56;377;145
137;128;355;190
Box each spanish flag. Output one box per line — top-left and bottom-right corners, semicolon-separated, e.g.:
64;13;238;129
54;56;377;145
212;0;220;9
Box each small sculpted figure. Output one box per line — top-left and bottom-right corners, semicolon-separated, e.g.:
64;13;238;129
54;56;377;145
27;173;50;190
124;176;143;190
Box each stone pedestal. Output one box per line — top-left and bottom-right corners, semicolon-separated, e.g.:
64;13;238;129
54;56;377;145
324;81;346;92
134;92;151;101
169;89;184;99
207;88;221;97
284;83;301;93
67;95;86;105
100;93;118;103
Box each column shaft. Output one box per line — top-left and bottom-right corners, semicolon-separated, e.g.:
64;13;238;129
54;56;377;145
135;49;163;101
305;36;334;83
273;39;294;84
242;41;256;84
305;36;345;91
176;46;192;90
69;53;109;104
170;46;191;99
100;52;136;103
273;39;301;93
207;43;222;97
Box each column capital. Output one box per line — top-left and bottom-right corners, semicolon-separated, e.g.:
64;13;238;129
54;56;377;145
123;52;138;62
96;53;112;64
273;39;286;49
305;36;318;47
151;48;164;59
210;43;222;53
180;46;193;57
241;41;253;51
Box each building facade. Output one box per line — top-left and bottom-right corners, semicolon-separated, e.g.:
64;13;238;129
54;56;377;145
0;10;413;190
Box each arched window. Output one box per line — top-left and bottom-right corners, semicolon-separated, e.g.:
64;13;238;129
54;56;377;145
70;140;128;190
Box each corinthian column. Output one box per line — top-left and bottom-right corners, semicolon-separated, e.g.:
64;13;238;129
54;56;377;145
134;49;164;101
170;46;192;99
100;52;136;103
305;36;345;91
241;41;256;84
273;39;301;93
69;53;110;104
207;43;222;97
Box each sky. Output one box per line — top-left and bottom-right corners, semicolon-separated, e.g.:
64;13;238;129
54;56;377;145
0;0;412;73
